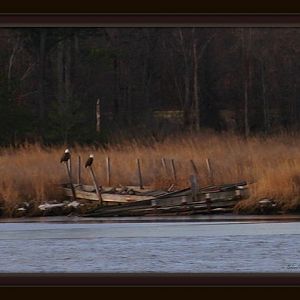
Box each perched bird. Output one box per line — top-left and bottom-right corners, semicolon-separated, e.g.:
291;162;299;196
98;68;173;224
60;149;71;163
85;154;94;168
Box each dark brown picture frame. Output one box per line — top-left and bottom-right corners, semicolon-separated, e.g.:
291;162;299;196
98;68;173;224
1;13;300;287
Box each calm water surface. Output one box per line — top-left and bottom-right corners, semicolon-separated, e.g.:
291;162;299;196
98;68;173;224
0;216;300;273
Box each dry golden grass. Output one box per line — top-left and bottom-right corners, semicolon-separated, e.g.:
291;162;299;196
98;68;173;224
1;132;300;216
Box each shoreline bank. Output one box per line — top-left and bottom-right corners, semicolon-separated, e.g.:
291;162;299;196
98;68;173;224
1;213;300;223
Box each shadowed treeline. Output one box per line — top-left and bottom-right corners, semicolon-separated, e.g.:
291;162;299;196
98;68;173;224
1;27;300;145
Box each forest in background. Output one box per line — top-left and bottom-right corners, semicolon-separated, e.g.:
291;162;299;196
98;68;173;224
0;27;299;146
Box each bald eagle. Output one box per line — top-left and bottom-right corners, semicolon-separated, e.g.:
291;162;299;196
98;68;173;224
85;154;94;168
60;149;71;163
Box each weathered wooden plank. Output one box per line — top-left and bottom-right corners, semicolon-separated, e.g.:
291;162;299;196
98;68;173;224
149;189;246;208
72;184;154;194
155;188;191;199
101;193;154;203
192;200;238;210
201;189;248;201
85;205;151;217
137;190;169;197
85;196;240;217
64;188;99;201
64;188;155;203
85;202;237;217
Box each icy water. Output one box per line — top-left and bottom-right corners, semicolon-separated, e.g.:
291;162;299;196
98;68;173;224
1;216;300;273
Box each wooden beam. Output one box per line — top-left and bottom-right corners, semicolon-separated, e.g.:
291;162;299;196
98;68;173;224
161;158;168;177
171;159;177;183
205;193;212;213
106;156;111;186
64;161;76;201
63;188;154;203
77;155;81;185
136;158;144;189
189;174;199;202
206;158;214;185
87;166;103;205
68;157;72;179
190;159;199;176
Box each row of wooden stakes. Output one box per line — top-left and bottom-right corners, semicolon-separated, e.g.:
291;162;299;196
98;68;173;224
60;150;215;206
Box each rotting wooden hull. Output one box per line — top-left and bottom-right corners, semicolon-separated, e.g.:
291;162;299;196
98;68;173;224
62;184;167;204
63;188;156;203
83;198;239;217
68;183;250;217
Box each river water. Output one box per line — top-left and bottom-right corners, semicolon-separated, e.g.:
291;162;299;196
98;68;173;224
0;215;300;273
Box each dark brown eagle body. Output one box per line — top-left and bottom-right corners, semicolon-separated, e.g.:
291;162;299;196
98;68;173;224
85;156;94;168
60;151;71;163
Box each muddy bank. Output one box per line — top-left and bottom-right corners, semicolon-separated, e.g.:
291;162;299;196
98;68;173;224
0;197;299;219
0;199;100;219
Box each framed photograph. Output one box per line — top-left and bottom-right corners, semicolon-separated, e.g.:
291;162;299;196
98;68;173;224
1;13;300;286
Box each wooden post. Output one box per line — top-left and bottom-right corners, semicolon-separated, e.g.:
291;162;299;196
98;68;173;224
161;158;168;177
106;156;111;186
206;158;214;185
205;193;212;213
68;157;72;179
190;159;199;176
136;158;144;189
87;166;103;205
235;189;241;198
77;155;81;185
181;196;188;205
96;98;101;133
64;161;76;201
171;159;177;183
189;175;199;202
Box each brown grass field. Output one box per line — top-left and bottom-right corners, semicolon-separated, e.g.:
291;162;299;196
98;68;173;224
1;132;300;216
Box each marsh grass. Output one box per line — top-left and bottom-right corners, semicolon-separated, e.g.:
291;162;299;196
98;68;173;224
1;132;300;216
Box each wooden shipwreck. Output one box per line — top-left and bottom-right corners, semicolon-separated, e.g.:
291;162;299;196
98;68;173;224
62;180;249;217
60;153;250;217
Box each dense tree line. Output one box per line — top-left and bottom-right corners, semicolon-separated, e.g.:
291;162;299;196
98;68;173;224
0;27;299;146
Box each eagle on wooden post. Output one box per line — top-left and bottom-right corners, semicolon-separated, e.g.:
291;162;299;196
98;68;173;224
60;148;76;201
84;153;102;205
60;149;71;163
85;154;94;168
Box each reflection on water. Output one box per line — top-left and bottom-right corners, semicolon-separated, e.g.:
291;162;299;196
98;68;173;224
0;218;300;273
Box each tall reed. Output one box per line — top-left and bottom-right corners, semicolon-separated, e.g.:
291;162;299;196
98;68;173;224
1;132;300;215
